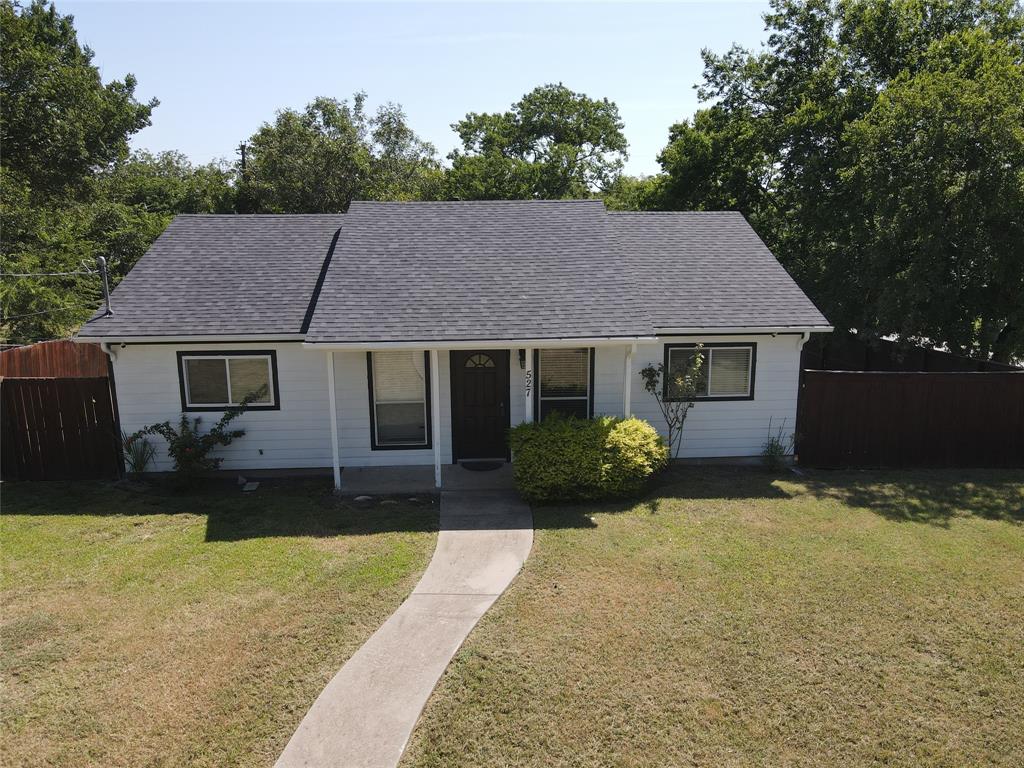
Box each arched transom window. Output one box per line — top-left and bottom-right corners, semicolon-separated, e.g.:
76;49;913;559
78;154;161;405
465;353;495;369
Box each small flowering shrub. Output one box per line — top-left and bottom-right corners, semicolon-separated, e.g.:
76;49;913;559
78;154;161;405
132;393;259;481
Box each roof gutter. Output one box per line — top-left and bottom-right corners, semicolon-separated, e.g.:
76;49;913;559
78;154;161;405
303;336;659;351
72;333;307;344
655;325;833;336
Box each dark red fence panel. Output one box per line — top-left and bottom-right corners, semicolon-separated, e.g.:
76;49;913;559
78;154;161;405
800;334;1019;373
796;371;1024;468
1;377;120;480
0;340;108;378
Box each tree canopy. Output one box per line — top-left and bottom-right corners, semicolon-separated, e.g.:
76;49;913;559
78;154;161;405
235;95;442;213
0;0;155;197
1;0;165;342
446;83;629;199
3;0;1021;363
650;0;1024;361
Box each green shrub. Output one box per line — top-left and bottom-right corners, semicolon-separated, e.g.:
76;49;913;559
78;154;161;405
509;414;668;504
132;389;263;482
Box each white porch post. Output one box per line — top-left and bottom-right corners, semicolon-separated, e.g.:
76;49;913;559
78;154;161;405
523;347;534;423
623;342;636;417
430;349;441;489
326;350;341;490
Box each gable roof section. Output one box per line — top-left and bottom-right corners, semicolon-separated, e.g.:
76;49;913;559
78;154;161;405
303;200;655;344
77;214;344;339
76;203;830;343
608;211;829;331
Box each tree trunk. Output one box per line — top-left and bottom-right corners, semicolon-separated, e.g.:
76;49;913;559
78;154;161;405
991;322;1017;364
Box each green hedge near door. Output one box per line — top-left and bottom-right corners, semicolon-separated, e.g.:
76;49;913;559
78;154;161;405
509;415;667;503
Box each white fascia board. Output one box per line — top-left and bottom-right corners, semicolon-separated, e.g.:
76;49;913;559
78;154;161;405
303;336;659;350
654;326;834;336
72;333;307;344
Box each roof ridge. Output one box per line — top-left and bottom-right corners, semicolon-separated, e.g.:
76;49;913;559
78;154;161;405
174;213;347;218
349;199;604;205
607;210;742;215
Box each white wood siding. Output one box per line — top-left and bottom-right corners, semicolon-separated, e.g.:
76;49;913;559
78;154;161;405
113;342;333;472
601;335;803;458
112;336;802;471
332;350;453;466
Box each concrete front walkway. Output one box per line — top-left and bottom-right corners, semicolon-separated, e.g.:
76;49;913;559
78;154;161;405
275;490;533;768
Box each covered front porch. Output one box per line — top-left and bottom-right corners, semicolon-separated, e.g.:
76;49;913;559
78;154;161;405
312;339;645;491
338;462;516;496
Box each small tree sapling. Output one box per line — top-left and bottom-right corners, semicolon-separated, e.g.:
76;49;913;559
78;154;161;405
639;344;704;459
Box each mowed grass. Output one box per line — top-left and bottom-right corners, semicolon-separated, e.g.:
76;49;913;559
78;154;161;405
0;479;438;768
403;468;1024;768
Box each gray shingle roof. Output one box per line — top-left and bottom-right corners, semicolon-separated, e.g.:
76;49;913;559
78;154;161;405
608;211;829;331
78;202;829;342
303;200;653;343
77;214;344;338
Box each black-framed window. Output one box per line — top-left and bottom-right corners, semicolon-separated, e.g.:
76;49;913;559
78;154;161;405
176;350;280;411
367;351;431;449
663;343;756;401
534;347;595;420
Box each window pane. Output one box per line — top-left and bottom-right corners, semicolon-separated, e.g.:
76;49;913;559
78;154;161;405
539;348;588;398
709;348;751;396
667;348;708;398
373;351;425;402
228;358;272;404
540;399;589;421
376;403;426;444
372;351;427;446
185;358;228;404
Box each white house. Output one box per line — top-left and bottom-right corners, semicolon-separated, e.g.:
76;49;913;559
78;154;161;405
76;200;831;488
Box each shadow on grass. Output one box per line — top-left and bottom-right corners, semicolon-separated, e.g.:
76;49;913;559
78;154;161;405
1;476;598;539
529;466;1024;529
796;469;1024;527
6;467;1020;537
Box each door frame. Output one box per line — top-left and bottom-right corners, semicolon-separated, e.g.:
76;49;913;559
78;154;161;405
449;349;512;463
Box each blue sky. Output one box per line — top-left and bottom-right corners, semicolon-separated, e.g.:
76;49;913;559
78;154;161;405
62;1;771;176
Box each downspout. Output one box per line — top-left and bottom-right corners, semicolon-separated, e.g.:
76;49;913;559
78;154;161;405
793;332;812;468
99;341;125;478
100;341;118;362
623;342;636;417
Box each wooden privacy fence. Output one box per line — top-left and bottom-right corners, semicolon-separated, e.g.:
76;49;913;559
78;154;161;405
797;371;1024;468
0;340;109;378
1;377;121;481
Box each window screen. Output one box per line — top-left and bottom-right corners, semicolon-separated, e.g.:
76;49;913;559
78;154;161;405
665;345;753;399
708;348;751;397
537;348;591;420
371;351;429;447
181;354;274;408
666;348;709;399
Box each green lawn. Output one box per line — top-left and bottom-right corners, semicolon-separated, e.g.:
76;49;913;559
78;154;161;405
402;468;1024;768
0;479;438;768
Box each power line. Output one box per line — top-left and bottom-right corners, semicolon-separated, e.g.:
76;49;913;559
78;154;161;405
1;306;90;322
1;270;96;278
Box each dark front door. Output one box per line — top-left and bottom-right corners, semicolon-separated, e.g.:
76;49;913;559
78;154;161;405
450;350;510;461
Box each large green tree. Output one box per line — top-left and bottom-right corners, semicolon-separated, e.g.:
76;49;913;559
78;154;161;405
235;94;441;213
0;1;234;343
652;0;1024;362
0;0;155;197
446;83;629;200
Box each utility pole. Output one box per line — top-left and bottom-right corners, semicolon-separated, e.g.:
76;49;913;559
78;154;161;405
237;142;248;172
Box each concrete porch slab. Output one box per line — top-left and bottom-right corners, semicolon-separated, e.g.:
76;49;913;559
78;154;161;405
338;463;515;495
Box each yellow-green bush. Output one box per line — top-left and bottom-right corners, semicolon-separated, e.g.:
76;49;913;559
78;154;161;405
508;415;668;504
